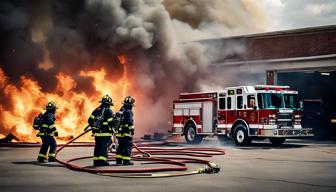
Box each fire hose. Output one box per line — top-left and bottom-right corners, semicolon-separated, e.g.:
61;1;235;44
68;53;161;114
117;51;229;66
48;128;226;178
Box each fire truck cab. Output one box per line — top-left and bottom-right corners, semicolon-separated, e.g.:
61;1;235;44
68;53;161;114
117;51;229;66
171;85;314;146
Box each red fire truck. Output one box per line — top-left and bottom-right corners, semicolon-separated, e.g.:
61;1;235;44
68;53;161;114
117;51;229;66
171;85;314;146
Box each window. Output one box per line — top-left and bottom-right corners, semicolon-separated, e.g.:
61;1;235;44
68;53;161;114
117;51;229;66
219;93;226;97
237;89;242;94
284;94;300;109
247;95;255;108
237;96;243;109
257;94;263;109
227;97;232;109
257;93;284;109
228;90;235;96
219;98;226;109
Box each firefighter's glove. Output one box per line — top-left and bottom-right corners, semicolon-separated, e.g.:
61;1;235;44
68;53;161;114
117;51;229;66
111;143;116;150
84;126;91;132
54;132;59;137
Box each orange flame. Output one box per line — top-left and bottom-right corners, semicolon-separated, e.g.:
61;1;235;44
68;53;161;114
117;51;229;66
0;56;135;143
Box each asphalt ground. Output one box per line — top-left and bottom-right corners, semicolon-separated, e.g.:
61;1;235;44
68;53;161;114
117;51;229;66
1;138;336;192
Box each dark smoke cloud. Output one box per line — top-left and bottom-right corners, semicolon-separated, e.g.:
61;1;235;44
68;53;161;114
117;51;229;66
0;0;44;83
0;0;266;136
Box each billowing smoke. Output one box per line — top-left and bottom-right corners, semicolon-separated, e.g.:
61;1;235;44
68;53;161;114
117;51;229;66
0;0;266;140
164;0;266;41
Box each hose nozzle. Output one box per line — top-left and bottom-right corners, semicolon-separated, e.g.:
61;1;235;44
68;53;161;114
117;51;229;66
200;162;220;174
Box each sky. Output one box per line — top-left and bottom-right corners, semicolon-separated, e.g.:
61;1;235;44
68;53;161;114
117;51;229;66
263;0;336;31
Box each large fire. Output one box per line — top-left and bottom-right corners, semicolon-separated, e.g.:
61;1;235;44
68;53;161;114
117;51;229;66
0;56;134;143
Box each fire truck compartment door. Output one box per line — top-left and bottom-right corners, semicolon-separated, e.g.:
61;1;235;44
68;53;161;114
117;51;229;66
202;102;213;133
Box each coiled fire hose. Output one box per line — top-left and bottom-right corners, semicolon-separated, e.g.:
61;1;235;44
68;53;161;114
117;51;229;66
53;128;225;178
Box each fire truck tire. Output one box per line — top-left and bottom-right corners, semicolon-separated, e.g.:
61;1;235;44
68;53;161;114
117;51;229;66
184;124;203;145
233;125;251;146
269;138;286;146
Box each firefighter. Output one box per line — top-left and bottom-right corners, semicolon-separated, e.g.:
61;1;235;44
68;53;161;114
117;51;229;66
36;101;59;163
88;95;114;166
116;96;135;166
249;98;255;108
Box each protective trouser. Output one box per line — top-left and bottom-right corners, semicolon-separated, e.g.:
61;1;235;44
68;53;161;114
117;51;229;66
116;136;133;162
116;136;124;163
93;137;110;165
37;136;57;161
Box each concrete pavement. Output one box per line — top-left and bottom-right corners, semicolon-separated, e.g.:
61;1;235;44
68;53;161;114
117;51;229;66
1;139;336;192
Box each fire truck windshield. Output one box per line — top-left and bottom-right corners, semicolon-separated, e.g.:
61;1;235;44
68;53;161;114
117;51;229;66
284;94;301;109
257;93;284;109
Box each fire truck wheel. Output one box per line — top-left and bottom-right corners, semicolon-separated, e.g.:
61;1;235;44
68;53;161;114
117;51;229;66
184;124;203;144
233;125;251;146
269;138;286;146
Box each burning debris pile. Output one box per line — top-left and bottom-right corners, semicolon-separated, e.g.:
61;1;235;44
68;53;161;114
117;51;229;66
0;0;266;142
0;133;19;143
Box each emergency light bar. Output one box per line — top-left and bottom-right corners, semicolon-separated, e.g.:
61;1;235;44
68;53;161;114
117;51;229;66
254;85;290;89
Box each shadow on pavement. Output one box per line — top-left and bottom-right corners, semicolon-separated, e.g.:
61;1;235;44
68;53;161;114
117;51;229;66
170;139;308;149
12;161;65;168
236;142;308;150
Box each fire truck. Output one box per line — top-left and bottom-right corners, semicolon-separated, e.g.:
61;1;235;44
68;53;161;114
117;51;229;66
171;85;314;146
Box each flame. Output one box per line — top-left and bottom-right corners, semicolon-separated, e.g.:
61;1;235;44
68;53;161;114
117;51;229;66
0;56;134;143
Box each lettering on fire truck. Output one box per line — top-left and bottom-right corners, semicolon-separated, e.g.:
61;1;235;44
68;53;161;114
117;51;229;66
171;85;314;146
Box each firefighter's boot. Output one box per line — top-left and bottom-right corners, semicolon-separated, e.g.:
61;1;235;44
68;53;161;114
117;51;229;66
123;160;134;166
48;153;56;162
37;156;45;163
93;160;100;166
116;158;123;166
94;160;109;167
100;161;110;166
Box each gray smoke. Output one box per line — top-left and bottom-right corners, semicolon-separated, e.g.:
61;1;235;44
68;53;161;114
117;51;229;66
0;0;44;83
0;0;266;136
164;0;266;41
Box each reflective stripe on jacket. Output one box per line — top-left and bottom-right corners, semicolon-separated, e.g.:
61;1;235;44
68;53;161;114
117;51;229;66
88;105;114;137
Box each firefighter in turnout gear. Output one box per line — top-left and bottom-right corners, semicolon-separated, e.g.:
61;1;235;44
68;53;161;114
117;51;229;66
35;101;58;163
88;95;114;166
116;96;135;166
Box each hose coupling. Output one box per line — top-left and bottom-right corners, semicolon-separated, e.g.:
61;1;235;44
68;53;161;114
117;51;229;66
204;162;220;174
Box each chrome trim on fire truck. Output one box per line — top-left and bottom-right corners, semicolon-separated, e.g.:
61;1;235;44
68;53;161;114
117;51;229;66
294;125;302;128
277;119;292;121
249;124;259;129
173;124;184;128
263;125;278;129
257;128;314;137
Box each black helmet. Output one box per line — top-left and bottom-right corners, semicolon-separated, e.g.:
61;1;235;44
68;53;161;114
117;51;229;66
100;95;113;106
44;101;58;110
122;96;135;106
